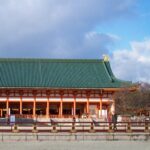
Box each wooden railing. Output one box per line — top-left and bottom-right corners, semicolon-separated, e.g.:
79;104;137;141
14;114;33;119
0;120;149;133
49;115;79;118
7;114;79;119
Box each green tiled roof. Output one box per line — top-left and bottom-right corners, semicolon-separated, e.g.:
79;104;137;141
0;58;132;89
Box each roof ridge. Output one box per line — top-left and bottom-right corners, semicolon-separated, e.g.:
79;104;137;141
0;58;104;63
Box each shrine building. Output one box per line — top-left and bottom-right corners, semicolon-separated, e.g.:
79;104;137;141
0;57;135;119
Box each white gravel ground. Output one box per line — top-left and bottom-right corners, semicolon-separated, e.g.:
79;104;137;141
0;141;150;150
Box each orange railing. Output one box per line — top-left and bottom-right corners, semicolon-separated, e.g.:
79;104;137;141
6;114;79;119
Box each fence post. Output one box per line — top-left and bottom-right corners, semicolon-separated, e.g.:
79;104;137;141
1;133;3;142
145;122;149;133
51;123;57;133
126;122;132;133
12;124;19;133
108;123;114;132
89;122;95;133
70;122;76;133
32;123;38;133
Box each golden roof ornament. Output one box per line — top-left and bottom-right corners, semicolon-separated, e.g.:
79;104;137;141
103;55;109;62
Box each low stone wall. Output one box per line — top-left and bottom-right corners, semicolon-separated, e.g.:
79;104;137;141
0;132;149;142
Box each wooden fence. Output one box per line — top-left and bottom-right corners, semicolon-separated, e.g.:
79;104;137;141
0;120;149;133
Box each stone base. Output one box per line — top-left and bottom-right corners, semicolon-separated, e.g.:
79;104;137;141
144;129;149;133
126;129;132;133
70;129;76;133
108;129;114;133
89;129;95;133
51;129;58;133
12;129;19;133
32;129;38;133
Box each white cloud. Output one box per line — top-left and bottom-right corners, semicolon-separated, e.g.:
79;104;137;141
111;39;150;83
0;0;136;58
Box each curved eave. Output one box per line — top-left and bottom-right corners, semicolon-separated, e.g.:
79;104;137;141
0;85;139;92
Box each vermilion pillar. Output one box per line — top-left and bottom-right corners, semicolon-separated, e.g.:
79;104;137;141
0;109;2;117
73;94;76;116
86;92;90;116
46;96;50;118
33;96;36;118
60;93;63;118
6;96;9;116
99;96;102;117
20;96;23;115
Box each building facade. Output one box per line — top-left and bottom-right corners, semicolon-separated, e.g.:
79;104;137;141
0;58;135;119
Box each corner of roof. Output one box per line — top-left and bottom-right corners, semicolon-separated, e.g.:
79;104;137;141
102;54;110;62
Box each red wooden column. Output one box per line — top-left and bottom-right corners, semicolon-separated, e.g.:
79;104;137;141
6;90;10;117
20;96;22;115
73;91;77;116
19;91;23;115
46;90;50;118
86;91;90;116
0;109;2;118
6;96;9;117
33;97;36;118
99;95;102;117
46;97;50;118
33;91;37;118
59;91;64;118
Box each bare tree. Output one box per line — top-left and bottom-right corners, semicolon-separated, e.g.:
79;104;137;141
114;84;150;116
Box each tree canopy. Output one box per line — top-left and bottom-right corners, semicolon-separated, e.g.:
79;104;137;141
114;83;150;116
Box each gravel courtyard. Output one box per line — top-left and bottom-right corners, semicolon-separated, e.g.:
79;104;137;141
0;141;150;150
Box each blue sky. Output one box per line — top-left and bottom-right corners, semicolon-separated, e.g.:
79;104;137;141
0;0;150;83
96;0;150;50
